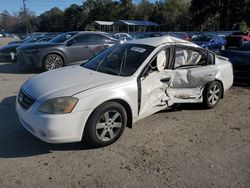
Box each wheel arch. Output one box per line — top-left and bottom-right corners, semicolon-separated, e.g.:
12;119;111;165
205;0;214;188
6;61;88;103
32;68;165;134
42;52;66;66
215;79;224;99
84;99;133;132
204;79;224;99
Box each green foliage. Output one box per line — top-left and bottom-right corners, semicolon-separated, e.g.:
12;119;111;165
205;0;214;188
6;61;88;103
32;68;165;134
0;0;249;33
239;21;249;32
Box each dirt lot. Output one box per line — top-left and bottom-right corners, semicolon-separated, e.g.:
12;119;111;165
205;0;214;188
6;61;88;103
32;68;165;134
0;62;249;188
0;37;19;46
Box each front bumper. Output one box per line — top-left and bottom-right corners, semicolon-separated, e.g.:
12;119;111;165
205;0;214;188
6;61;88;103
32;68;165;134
16;98;92;144
16;51;43;69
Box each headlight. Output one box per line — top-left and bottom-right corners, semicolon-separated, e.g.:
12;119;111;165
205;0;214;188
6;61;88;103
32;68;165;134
38;97;78;114
25;48;42;53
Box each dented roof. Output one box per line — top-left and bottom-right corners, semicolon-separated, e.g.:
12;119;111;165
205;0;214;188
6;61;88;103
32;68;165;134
127;36;201;48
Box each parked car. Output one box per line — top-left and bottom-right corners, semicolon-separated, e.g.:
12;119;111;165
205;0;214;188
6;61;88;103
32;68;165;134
166;32;190;41
221;41;250;84
0;36;55;60
191;34;226;52
226;31;250;48
16;31;119;71
16;36;233;147
113;33;134;41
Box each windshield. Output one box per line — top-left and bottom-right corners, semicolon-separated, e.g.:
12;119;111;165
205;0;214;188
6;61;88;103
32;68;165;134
82;44;154;76
23;37;40;44
50;33;77;43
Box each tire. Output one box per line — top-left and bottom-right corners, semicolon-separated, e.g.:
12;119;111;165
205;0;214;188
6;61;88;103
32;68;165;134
203;81;223;109
43;54;64;71
84;102;127;147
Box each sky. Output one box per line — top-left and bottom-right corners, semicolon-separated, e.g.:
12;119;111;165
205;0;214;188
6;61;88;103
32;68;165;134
0;0;87;15
0;0;145;16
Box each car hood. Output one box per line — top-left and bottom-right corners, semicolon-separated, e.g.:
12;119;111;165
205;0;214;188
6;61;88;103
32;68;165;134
22;66;123;101
17;42;60;50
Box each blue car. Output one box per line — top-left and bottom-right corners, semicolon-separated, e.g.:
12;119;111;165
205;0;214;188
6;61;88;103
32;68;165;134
191;34;227;53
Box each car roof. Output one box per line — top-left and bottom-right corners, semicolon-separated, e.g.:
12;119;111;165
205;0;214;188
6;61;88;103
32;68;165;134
126;36;200;48
77;31;109;35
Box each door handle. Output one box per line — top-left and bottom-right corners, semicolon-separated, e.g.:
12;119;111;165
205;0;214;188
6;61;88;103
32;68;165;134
83;46;89;48
160;77;171;83
204;74;213;77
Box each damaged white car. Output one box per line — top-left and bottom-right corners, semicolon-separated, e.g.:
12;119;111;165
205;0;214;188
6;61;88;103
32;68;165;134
16;36;233;147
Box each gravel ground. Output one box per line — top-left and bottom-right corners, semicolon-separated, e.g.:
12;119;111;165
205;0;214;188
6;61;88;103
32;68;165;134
0;37;19;46
0;62;249;188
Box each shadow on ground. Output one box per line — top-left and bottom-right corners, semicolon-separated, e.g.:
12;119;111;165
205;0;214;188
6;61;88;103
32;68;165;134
0;62;40;74
0;96;93;159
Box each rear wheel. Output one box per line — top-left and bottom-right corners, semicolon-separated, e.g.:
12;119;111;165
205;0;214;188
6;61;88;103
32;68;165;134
203;81;222;109
43;54;64;71
84;102;127;147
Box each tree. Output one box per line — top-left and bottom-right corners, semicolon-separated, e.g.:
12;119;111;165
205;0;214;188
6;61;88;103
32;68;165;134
0;11;17;32
63;4;84;31
38;7;64;32
190;0;249;30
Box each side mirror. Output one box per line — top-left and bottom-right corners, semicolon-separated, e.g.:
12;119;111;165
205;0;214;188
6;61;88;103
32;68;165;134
156;51;167;71
66;40;76;46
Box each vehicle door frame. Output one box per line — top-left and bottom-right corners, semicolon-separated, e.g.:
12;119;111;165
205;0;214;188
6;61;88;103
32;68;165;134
137;45;174;118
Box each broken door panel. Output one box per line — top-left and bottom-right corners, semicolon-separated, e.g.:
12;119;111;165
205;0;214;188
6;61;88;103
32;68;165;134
140;71;169;117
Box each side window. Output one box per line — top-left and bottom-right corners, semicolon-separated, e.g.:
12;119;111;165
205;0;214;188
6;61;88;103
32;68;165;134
73;34;91;43
91;34;108;43
174;47;207;68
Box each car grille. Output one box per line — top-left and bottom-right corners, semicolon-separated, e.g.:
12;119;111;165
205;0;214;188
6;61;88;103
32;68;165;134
18;89;35;110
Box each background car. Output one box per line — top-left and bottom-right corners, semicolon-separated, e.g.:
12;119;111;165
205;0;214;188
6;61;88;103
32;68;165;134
16;31;119;71
16;36;233;147
113;33;134;42
191;34;226;52
226;31;250;48
221;41;250;84
166;32;190;41
0;35;55;61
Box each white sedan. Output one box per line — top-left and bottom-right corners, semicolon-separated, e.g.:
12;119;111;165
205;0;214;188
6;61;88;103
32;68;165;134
16;36;233;147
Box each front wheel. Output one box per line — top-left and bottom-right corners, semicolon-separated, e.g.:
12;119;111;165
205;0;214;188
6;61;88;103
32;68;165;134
43;54;64;71
203;81;223;109
84;102;127;147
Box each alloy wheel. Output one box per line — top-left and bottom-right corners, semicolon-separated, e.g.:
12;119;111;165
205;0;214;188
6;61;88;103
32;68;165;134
208;84;220;105
95;110;122;142
45;55;63;70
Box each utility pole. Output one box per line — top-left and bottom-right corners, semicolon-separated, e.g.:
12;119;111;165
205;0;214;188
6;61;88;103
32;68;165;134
22;0;28;34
